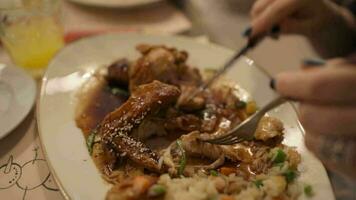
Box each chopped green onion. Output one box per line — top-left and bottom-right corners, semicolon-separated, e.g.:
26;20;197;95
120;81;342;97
86;129;97;155
274;162;284;169
210;170;219;176
253;180;264;188
148;184;166;197
283;169;297;183
272;149;286;164
304;184;314;197
176;140;186;176
111;87;129;96
235;100;247;109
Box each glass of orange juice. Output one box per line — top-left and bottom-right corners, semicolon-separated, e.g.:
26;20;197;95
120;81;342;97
0;0;64;78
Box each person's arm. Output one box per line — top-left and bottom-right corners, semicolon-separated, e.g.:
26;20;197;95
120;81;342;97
250;0;356;58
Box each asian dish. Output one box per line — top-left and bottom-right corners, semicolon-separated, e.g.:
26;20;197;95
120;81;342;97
75;44;308;200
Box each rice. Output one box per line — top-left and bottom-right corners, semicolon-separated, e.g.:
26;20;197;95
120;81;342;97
158;174;219;200
156;173;295;200
155;162;302;200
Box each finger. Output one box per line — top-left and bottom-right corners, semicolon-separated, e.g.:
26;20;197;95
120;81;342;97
327;57;350;66
305;133;356;179
279;18;314;35
251;0;276;18
275;66;356;104
251;0;299;37
299;103;356;137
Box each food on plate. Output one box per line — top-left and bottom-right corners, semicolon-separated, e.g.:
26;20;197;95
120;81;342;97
75;44;304;200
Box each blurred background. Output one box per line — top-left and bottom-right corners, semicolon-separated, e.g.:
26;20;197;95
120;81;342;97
2;0;353;199
0;0;318;78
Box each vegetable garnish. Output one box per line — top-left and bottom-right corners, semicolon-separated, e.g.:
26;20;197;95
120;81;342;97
210;170;219;176
253;180;264;188
110;86;129;96
148;184;166;197
304;184;314;197
272;149;287;164
246;101;257;115
283;169;297;183
235;100;247;109
274;162;284;169
86;129;97;155
176;139;186;176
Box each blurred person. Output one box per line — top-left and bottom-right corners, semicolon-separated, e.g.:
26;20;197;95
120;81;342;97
248;0;356;179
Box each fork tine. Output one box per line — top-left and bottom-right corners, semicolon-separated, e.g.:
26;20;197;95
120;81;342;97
206;133;235;144
205;130;241;144
202;97;288;145
218;137;244;145
214;134;239;144
224;138;244;145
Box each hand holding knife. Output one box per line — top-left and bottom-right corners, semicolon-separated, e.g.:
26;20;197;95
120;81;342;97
187;25;280;100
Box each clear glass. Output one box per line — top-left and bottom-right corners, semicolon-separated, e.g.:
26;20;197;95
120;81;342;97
0;0;65;78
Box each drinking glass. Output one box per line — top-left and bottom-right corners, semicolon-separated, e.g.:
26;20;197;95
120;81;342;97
0;0;64;78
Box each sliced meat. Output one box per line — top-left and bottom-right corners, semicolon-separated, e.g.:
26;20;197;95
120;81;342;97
180;131;253;163
254;116;284;141
129;44;202;92
131;118;168;142
164;114;201;132
100;81;180;173
176;85;206;111
107;58;130;88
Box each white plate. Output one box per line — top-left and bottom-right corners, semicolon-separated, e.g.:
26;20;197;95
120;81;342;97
67;0;162;8
0;64;36;139
37;33;335;200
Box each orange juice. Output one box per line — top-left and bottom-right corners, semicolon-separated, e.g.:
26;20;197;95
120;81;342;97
0;0;64;78
1;16;64;74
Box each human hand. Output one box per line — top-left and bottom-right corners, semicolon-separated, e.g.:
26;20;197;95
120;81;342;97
273;55;356;179
249;0;342;38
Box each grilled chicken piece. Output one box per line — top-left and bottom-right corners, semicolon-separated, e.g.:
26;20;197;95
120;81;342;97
254;116;284;141
107;58;130;88
164;114;201;132
176;85;206;111
180;131;253;163
129;44;202;92
100;81;180;173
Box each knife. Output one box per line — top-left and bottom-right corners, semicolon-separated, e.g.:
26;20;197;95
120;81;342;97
187;26;280;101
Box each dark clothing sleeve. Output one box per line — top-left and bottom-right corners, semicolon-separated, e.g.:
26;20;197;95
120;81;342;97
335;0;356;15
347;2;356;15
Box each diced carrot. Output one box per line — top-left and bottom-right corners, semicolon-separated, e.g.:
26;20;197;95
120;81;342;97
132;176;157;194
221;195;234;200
246;101;257;115
219;167;236;176
272;196;285;200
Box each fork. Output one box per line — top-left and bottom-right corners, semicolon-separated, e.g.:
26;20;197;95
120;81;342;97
201;96;287;145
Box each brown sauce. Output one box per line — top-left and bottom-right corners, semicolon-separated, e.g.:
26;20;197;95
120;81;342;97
75;80;128;138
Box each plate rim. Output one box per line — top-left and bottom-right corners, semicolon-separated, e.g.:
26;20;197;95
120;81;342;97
0;64;36;140
37;33;322;200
